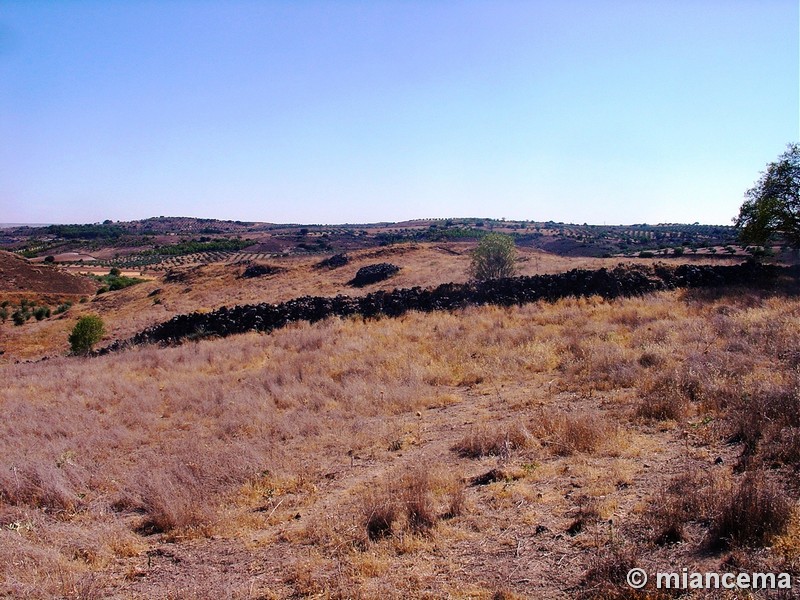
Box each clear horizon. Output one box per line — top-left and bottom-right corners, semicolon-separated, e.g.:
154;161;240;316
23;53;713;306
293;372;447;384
0;216;740;229
1;1;797;226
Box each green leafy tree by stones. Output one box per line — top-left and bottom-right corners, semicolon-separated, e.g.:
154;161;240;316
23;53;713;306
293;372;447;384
735;143;800;251
69;315;105;355
469;233;517;281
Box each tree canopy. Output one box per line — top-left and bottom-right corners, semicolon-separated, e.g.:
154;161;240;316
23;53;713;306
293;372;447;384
68;315;105;355
469;233;517;280
735;143;800;249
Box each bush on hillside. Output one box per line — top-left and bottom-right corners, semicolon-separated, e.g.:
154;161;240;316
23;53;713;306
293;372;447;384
69;315;105;355
469;233;516;280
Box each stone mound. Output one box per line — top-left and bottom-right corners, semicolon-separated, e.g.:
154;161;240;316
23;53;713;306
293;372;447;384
348;263;400;287
241;264;285;278
314;253;349;270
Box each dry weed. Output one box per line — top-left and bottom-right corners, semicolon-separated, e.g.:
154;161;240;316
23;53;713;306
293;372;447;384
452;421;532;459
532;409;617;456
709;470;793;550
647;468;729;546
2;280;800;597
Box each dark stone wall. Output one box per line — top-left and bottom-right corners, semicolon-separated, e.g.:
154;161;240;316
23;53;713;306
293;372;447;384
98;262;786;354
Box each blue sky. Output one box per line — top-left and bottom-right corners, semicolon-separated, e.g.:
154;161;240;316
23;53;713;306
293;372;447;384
1;1;797;225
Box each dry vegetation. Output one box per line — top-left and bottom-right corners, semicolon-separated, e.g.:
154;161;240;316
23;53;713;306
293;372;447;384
1;265;799;597
0;242;742;362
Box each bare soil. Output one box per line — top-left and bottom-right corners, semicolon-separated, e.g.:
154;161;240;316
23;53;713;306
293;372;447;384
0;251;96;295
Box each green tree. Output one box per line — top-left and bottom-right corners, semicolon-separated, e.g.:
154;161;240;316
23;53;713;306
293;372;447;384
735;143;800;250
69;315;105;355
469;233;517;280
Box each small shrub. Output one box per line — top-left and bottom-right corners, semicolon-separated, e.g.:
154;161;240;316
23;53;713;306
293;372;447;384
54;302;72;315
635;372;691;422
93;271;145;293
580;546;650;600
469;233;517;280
68;315;105;355
241;264;285;278
33;306;50;321
709;471;792;549
452;422;531;458
532;410;613;456
648;469;725;546
359;466;443;542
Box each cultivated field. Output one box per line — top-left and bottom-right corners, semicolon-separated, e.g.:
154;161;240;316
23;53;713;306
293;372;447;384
1;243;799;597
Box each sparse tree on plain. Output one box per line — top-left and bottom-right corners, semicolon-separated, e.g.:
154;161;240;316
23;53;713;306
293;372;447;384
735;143;800;251
469;233;517;280
69;315;105;355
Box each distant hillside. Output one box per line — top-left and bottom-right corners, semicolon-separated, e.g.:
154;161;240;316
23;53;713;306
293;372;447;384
0;251;95;295
2;216;741;264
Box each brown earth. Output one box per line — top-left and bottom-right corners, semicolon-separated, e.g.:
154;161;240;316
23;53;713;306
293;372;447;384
0;251;96;295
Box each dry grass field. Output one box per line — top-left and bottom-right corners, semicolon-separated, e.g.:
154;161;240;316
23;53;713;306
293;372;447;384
0;243;743;362
1;248;799;597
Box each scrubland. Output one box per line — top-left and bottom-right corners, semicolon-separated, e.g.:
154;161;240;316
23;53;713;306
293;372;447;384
1;282;799;598
0;243;741;362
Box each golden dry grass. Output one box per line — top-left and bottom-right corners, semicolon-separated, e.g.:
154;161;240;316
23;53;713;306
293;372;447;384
1;271;799;597
0;241;741;361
